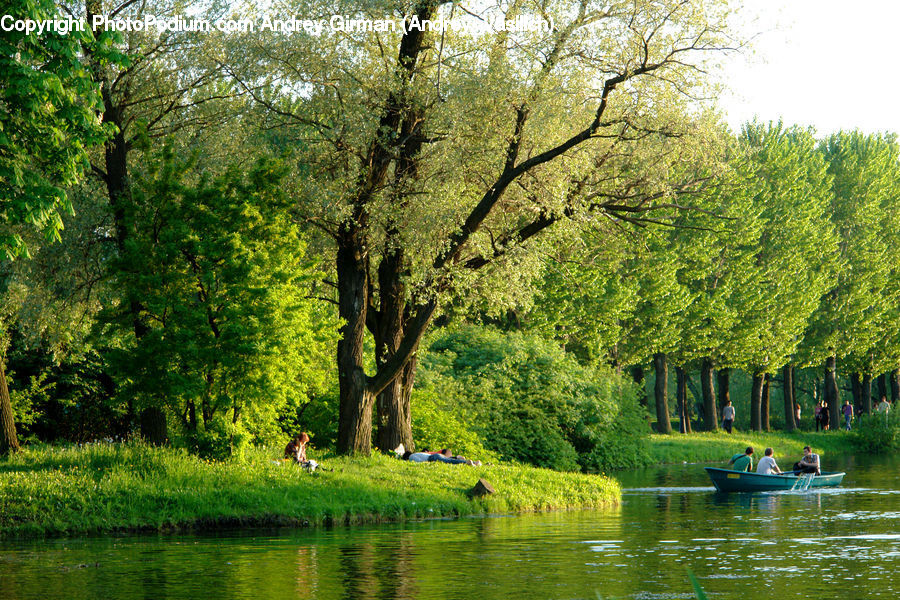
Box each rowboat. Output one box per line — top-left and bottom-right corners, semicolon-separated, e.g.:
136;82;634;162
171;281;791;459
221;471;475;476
704;466;845;493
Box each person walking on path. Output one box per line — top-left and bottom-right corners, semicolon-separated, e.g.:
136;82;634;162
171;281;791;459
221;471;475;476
842;400;854;431
722;400;735;434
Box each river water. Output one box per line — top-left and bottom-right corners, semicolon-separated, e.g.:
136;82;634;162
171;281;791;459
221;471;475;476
3;453;900;599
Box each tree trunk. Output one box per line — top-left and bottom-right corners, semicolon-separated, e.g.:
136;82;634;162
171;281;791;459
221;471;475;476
701;359;717;431
761;373;771;431
653;353;671;434
825;355;840;426
850;372;861;414
877;373;888;403
783;364;796;431
140;406;167;445
376;351;418;452
336;234;375;455
0;359;20;455
717;368;731;411
676;366;691;434
862;373;873;415
631;365;647;408
892;369;900;404
750;373;763;431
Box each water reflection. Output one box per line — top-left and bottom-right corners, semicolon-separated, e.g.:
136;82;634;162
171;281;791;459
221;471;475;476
5;455;900;599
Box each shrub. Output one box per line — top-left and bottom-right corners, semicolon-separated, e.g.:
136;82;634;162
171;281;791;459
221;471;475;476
414;325;649;471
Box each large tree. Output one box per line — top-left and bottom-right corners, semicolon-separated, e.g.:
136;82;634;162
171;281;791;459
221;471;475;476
233;0;738;453
1;0;108;454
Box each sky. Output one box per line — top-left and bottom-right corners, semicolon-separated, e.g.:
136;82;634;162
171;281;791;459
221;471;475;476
720;0;900;136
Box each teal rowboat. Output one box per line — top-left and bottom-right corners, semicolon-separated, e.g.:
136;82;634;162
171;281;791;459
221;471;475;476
705;467;845;493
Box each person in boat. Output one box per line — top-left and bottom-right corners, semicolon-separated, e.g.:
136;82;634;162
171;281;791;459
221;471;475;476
756;447;783;475
728;446;754;472
792;446;820;475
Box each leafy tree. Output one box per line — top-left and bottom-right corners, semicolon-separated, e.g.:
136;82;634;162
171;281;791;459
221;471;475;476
99;149;336;456
803;132;900;423
232;0;740;453
1;0;108;454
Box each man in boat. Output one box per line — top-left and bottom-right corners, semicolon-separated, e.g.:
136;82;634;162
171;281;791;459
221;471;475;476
792;446;820;475
728;446;754;472
756;447;783;475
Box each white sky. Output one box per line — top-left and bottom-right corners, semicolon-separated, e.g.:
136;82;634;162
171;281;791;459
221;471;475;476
720;0;900;136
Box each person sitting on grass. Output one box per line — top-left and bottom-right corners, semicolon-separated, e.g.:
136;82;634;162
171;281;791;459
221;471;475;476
728;446;754;472
756;447;783;475
792;446;820;475
285;432;319;471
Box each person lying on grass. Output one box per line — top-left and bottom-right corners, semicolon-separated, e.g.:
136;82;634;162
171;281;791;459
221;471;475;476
403;448;482;466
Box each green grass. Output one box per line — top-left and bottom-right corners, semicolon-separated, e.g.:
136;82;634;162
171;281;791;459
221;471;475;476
0;442;619;538
648;429;855;465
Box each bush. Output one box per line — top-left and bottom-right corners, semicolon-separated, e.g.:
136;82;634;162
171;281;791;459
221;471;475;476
414;325;649;471
851;412;900;453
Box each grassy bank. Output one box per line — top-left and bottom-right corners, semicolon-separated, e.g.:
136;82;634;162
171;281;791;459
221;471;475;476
0;443;619;538
648;430;856;465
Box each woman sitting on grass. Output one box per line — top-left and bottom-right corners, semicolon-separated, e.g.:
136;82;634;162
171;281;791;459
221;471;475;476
284;433;319;471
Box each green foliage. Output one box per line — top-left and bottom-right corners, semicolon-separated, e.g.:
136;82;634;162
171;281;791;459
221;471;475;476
415;325;649;472
0;442;620;538
410;387;498;462
851;412;900;453
99;147;337;453
0;0;110;257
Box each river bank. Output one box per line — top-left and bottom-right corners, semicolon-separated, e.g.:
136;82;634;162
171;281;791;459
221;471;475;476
648;430;856;465
0;442;619;538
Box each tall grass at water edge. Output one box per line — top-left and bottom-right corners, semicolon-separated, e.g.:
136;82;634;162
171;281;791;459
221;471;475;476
0;442;620;538
648;430;856;465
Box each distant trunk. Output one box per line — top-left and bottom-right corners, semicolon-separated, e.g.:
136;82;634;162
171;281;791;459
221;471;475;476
892;369;900;404
862;373;873;415
877;373;888;403
783;364;796;431
676;366;691;434
631;365;647;408
850;372;861;413
653;353;672;434
825;355;840;426
717;368;731;411
0;359;20;455
761;373;771;431
750;373;763;431
701;359;717;431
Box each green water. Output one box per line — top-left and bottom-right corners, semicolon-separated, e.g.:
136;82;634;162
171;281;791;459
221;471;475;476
3;453;900;599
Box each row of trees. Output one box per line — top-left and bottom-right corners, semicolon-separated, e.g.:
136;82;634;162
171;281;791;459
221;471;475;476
3;0;900;462
528;124;900;433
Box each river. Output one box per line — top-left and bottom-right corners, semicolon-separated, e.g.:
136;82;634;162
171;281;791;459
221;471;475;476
2;453;900;599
